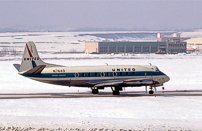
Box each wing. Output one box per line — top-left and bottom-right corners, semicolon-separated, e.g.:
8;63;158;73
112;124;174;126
123;78;154;85
87;78;154;87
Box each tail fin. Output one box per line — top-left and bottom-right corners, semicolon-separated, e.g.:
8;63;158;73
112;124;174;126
19;41;46;72
13;41;63;73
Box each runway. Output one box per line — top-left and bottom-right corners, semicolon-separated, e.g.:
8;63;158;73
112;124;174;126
1;90;202;99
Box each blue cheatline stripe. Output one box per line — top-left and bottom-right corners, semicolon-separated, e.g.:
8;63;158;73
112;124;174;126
31;61;37;68
21;71;165;78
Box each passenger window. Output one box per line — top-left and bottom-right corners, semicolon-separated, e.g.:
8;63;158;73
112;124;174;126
132;72;135;76
113;72;117;76
88;72;91;77
107;72;110;76
82;73;85;77
126;72;129;76
75;73;79;77
120;72;123;76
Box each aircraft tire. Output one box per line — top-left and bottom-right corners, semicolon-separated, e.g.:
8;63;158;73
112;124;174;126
113;91;120;95
92;89;99;94
149;90;154;94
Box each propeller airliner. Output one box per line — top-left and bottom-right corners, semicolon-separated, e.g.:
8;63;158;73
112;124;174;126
14;41;170;95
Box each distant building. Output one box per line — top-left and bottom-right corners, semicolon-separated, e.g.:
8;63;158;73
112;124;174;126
85;40;187;54
185;37;202;52
166;38;187;54
157;33;190;42
187;48;195;54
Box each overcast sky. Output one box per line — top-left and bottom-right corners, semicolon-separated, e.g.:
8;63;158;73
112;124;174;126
0;0;202;31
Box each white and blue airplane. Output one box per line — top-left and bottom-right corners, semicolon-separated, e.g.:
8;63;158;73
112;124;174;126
14;41;170;95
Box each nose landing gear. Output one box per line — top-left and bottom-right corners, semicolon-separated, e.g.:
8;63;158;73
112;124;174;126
148;85;156;94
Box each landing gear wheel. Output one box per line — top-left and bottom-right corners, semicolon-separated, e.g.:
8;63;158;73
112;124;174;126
113;91;120;95
149;90;154;94
92;89;99;94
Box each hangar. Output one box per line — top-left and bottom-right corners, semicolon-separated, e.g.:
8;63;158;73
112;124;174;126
85;40;187;54
185;37;202;52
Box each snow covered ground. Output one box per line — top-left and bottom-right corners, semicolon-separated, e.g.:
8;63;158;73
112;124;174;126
1;56;202;130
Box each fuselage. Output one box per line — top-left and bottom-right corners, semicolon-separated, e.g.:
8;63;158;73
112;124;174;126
20;65;170;87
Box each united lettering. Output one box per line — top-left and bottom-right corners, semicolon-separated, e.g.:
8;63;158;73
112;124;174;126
24;57;39;61
111;68;135;72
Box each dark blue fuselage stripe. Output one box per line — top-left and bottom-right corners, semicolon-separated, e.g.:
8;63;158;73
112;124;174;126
22;71;165;78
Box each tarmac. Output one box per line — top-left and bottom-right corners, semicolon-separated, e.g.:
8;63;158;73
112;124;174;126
0;90;202;99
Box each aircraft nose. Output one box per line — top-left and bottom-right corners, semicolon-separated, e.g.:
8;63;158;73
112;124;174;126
165;75;170;82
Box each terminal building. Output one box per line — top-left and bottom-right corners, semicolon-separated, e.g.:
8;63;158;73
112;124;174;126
85;39;187;54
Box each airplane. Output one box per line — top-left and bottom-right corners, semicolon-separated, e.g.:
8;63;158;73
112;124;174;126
13;41;170;95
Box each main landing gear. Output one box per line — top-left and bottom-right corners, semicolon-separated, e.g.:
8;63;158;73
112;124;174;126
113;90;120;95
91;87;121;95
111;87;121;95
91;87;99;94
149;90;154;94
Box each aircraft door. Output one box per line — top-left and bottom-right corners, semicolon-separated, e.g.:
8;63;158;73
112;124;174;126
101;72;105;84
113;72;117;79
75;72;79;80
74;72;79;85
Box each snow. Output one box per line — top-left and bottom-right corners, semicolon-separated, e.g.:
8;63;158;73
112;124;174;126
0;97;201;130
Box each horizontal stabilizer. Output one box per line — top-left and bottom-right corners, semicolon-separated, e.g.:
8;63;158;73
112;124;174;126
13;64;21;71
23;65;46;75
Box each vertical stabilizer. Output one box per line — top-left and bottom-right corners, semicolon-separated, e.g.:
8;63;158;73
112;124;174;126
19;41;46;72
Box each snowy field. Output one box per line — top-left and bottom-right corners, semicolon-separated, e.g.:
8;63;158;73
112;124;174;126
0;31;158;53
1;30;202;54
1;56;202;130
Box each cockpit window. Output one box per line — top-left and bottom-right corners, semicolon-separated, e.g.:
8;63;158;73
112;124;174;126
156;67;160;72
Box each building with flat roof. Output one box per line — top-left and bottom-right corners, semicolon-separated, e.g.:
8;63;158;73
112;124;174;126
85;40;187;54
157;33;190;42
185;37;202;52
166;39;187;54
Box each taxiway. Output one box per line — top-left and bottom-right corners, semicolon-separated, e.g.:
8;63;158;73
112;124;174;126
0;90;202;99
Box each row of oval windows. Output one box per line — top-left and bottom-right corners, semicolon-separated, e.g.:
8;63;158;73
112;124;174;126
75;72;135;77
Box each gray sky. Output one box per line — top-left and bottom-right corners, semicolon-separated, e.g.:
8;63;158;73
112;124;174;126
0;0;202;30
